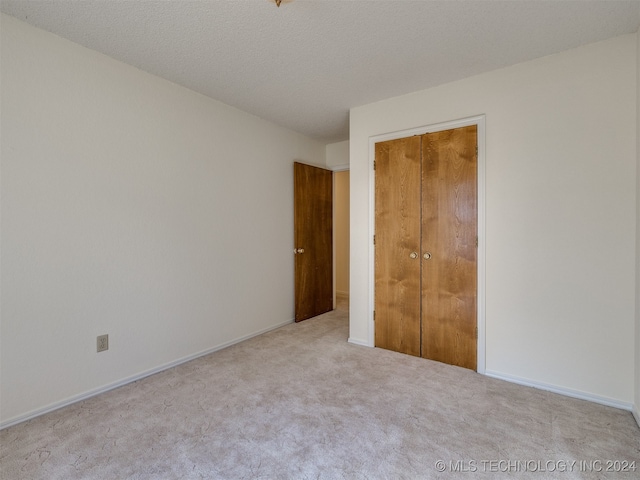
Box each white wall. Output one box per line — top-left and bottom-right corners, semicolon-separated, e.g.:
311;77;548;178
635;26;640;425
350;34;637;406
326;140;349;170
335;171;350;295
326;141;350;297
0;14;325;425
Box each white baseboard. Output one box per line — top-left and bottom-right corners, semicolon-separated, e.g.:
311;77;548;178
632;405;640;428
347;337;370;347
0;319;293;430
485;370;634;412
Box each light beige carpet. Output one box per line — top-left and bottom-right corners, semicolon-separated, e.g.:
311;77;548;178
1;297;639;479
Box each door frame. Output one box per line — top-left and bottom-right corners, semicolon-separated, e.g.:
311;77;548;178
368;115;486;373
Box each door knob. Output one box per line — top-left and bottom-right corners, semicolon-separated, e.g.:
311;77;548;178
423;252;432;260
409;252;418;259
296;248;305;254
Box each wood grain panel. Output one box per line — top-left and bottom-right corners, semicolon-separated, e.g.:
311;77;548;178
294;162;333;322
374;137;422;356
421;126;477;370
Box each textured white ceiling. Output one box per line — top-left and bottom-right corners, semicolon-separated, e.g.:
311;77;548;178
2;1;639;143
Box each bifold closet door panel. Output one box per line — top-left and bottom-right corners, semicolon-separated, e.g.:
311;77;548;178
421;126;478;370
374;136;422;356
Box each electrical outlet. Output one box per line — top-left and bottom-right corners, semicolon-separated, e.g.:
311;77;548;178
97;334;109;352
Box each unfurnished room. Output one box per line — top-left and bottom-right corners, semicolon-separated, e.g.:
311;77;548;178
1;1;639;479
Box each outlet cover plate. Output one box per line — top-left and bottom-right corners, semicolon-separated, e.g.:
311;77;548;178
97;334;109;352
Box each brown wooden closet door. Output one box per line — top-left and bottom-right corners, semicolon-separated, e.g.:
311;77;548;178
421;126;477;370
374;137;422;356
294;162;333;322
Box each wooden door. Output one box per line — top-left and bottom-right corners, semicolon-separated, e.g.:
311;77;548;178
373;126;478;370
374;136;422;356
421;126;477;370
294;162;333;322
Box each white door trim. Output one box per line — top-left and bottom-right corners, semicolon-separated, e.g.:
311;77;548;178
368;115;486;374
